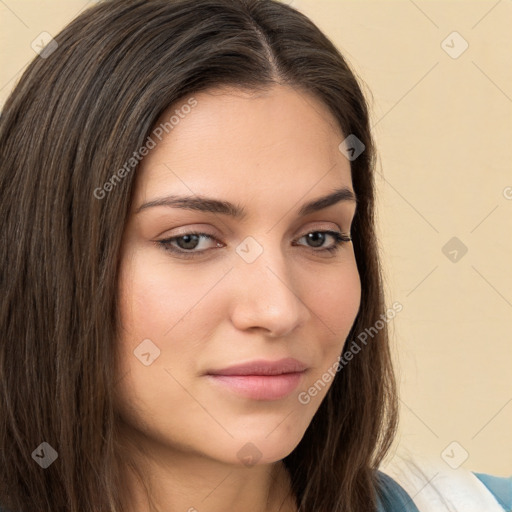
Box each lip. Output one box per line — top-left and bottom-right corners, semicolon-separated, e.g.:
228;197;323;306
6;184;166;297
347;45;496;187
206;357;307;376
205;358;308;401
206;358;308;376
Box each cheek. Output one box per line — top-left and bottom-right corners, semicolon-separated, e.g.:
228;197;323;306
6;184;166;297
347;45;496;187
117;247;220;341
114;250;204;433
114;247;230;399
297;261;359;390
293;258;360;411
302;257;361;349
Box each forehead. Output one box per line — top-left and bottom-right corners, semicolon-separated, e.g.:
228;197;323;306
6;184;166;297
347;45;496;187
133;84;352;205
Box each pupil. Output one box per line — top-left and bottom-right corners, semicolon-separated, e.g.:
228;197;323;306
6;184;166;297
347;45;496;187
178;234;199;250
308;232;325;248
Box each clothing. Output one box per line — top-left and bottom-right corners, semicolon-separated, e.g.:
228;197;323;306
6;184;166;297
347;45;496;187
474;472;512;511
379;449;512;511
376;470;421;511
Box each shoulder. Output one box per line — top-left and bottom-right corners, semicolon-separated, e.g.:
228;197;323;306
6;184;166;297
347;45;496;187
379;447;512;512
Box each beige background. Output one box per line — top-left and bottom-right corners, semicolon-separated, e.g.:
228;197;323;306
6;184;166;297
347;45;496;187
1;0;511;476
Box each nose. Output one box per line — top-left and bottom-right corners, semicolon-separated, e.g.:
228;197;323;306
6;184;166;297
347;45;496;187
228;241;311;338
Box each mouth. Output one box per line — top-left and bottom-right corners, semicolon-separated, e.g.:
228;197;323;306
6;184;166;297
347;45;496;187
206;373;306;401
205;358;308;401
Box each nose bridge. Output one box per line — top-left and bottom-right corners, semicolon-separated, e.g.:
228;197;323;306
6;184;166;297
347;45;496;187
229;234;309;336
235;234;290;289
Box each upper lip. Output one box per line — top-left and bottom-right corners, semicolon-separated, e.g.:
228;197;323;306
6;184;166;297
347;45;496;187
206;357;308;376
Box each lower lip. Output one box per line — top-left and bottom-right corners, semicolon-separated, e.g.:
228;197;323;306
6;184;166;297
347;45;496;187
206;372;305;401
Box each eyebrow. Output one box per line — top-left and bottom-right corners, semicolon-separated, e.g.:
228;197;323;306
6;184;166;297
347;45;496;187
135;186;356;218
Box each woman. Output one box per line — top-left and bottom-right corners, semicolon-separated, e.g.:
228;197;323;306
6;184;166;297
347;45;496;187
0;1;509;511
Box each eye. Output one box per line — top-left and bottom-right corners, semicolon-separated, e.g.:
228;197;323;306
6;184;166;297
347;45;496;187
155;229;352;260
156;231;221;259
294;230;352;255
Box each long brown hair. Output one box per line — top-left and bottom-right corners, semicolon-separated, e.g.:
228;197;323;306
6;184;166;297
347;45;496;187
0;1;398;510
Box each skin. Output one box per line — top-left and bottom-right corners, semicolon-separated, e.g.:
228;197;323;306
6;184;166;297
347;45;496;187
114;84;361;512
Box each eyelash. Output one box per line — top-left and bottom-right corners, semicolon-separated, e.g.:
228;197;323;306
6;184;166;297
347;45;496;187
155;230;352;260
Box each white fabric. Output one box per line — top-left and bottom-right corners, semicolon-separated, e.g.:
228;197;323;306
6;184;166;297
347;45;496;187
380;447;505;512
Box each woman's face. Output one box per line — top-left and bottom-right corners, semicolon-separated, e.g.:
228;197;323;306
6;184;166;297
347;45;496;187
115;84;361;467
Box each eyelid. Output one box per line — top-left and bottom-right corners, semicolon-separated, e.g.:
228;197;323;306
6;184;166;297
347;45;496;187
296;222;343;237
160;222;346;244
